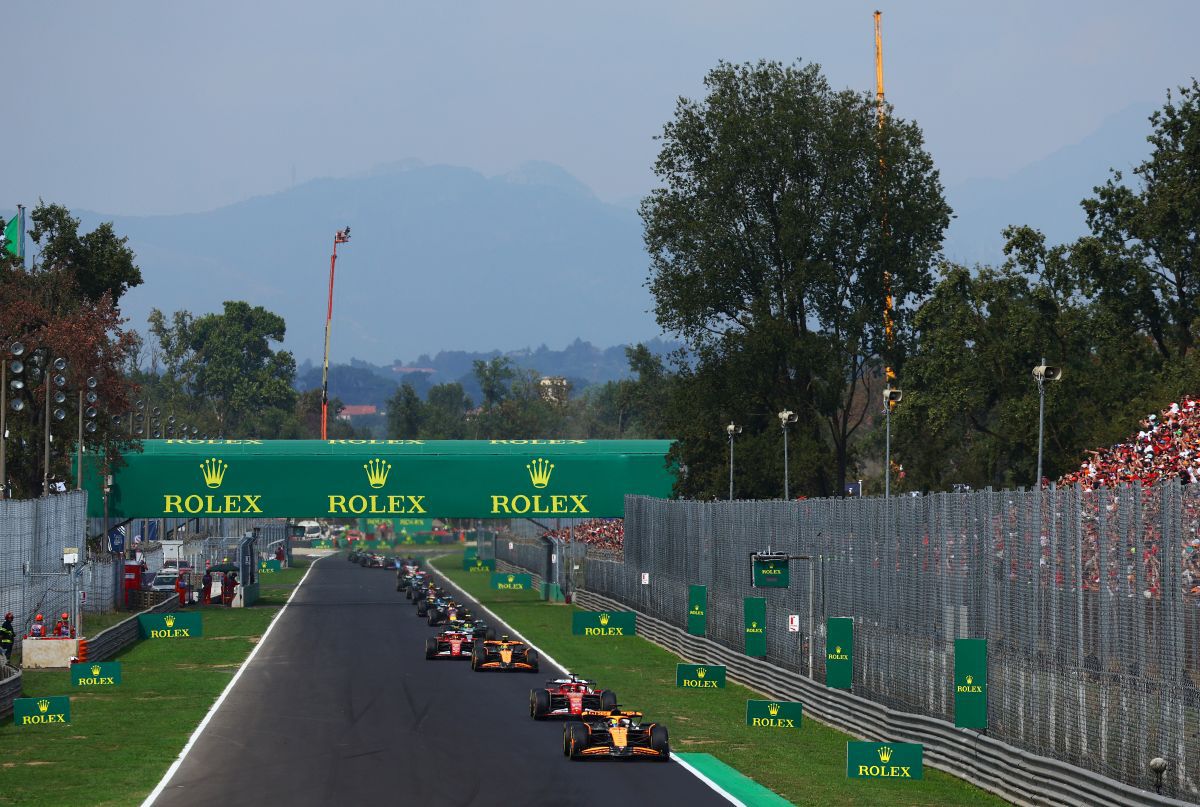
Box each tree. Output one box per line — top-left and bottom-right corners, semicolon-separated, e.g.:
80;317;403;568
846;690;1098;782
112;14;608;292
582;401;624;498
1072;80;1200;362
28;203;143;304
386;383;424;439
641;60;950;497
294;389;355;439
473;357;516;409
0;230;140;498
422;383;472;439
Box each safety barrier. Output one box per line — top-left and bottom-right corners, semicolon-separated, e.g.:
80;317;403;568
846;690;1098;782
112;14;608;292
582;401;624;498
571;587;1185;807
0;664;19;720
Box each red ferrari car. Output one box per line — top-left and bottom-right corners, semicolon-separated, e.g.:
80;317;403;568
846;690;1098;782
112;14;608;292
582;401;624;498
425;628;474;660
530;675;617;720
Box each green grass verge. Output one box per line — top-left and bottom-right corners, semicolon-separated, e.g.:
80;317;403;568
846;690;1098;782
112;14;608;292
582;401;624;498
0;558;313;807
434;554;1009;807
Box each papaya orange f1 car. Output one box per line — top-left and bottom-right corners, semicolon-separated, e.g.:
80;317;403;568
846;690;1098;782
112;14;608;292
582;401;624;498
470;636;539;672
563;708;670;760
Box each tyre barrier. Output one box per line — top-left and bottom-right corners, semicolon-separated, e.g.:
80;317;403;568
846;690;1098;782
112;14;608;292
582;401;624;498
569;587;1187;807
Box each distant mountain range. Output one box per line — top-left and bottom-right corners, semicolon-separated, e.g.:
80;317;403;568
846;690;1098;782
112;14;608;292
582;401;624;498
296;336;682;409
78;160;661;365
71;103;1157;369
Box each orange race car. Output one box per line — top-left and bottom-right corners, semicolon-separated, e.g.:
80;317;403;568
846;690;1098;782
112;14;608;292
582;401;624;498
470;636;539;672
563;708;670;761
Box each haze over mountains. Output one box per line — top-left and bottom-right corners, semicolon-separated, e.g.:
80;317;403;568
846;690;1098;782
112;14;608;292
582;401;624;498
73;102;1155;369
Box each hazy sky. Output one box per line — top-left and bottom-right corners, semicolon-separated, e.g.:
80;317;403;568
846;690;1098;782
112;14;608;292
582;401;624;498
5;1;1196;216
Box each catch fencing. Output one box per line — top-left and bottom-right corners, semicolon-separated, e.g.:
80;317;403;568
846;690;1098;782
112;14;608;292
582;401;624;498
499;482;1200;804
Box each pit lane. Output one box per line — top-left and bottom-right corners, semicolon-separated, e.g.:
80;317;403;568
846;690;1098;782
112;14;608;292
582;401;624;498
148;555;734;806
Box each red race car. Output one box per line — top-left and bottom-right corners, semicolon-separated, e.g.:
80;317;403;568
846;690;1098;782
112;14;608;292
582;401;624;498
425;628;474;660
530;674;617;720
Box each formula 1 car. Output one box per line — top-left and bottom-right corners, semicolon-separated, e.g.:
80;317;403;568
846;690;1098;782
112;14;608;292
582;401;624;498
458;619;497;641
347;549;361;563
563;708;670;761
530;675;617;720
425;628;474;660
426;600;473;627
416;593;448;617
471;637;539;672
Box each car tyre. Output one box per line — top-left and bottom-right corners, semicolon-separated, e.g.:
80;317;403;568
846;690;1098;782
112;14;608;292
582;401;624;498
599;689;617;710
566;723;588;759
427;611;440;626
531;688;551;720
649;724;670;760
471;645;485;671
425;637;438;660
525;649;539;673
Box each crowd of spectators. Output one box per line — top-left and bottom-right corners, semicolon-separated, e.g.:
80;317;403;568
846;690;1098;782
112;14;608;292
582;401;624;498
1060;395;1200;491
544;519;624;554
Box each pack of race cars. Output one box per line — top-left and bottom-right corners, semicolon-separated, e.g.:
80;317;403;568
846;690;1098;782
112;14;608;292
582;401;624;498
393;558;671;761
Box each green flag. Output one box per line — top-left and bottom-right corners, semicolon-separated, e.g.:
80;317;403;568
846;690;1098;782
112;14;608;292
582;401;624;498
3;213;19;258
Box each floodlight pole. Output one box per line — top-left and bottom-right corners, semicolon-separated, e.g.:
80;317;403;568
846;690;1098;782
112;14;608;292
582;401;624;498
1036;356;1046;486
320;227;351;440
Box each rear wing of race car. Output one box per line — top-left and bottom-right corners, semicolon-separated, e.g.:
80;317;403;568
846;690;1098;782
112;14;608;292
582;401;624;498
581;708;642;718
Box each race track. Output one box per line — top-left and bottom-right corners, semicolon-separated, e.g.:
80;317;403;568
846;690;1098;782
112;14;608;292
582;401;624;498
150;555;731;806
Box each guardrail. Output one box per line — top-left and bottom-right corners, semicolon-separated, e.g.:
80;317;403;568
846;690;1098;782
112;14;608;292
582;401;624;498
86;596;180;663
0;664;19;720
570;588;1183;807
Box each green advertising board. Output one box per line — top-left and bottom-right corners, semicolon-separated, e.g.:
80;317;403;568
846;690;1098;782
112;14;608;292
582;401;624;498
745;699;802;729
572;611;637;636
752;554;790;588
463;546;478;565
846;742;923;780
84;439;675;518
744;597;767;657
686;585;707;636
826;617;853;689
139;612;203;639
490;572;532;591
72;661;121;687
13;696;70;727
258;559;281;573
954;638;988;729
466;558;495;574
676;663;726;689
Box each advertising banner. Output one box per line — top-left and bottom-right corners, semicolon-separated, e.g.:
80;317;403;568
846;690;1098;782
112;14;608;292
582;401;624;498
490;572;532;591
139;612;203;639
72;661;122;687
258;559;281;573
13;696;70;727
572;611;637;636
745;699;802;729
954;638;988;729
826;617;853;689
846;742;923;780
752;555;790;588
686;585;707;636
744;597;767;657
676;663;726;689
466;558;495;574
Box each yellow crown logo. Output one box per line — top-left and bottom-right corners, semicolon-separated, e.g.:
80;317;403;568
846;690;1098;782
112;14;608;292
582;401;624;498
877;746;893;763
526;458;554;488
164;615;176;628
751;621;758;628
965;674;973;685
363;458;392;489
599;613;611;626
91;665;101;676
835;646;842;654
200;458;228;488
507;574;515;583
37;699;50;713
696;667;706;679
767;702;780;716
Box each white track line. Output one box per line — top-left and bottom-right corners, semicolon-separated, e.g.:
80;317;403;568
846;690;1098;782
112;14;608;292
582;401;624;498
428;558;746;807
141;555;325;806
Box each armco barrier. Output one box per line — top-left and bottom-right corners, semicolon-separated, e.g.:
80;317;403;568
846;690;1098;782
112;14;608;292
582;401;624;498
87;596;180;663
0;664;20;720
572;588;1186;807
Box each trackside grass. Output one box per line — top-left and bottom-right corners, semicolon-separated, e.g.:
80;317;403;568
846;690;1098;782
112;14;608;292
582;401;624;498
0;558;313;807
434;554;1009;807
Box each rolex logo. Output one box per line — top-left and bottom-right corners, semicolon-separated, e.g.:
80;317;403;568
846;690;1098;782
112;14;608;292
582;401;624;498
526;458;554;488
835;646;842;654
37;699;50;713
877;746;893;763
767;702;780;716
965;674;973;686
696;667;706;679
507;574;515;583
164;615;176;628
200;458;228;488
751;621;758;628
364;458;392;489
91;665;101;676
599;613;611;626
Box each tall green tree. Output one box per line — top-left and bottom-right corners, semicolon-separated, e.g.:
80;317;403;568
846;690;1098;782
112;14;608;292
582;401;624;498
386;383;424;439
28;203;143;304
641;60;950;497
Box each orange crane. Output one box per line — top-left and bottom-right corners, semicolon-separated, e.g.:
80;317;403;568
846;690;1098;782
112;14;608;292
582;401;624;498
875;10;896;397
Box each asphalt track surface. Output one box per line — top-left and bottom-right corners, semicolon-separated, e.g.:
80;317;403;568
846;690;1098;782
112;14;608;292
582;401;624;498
152;555;731;807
